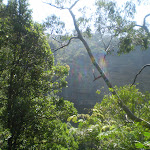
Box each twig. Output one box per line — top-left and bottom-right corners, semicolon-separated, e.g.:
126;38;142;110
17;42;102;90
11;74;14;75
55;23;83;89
51;36;63;44
93;76;101;81
106;36;113;52
98;27;114;54
92;69;102;81
43;0;80;10
42;1;67;10
52;36;78;52
131;64;150;86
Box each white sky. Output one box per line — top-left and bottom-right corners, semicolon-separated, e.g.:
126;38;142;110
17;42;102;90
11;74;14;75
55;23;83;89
28;0;95;31
3;0;150;31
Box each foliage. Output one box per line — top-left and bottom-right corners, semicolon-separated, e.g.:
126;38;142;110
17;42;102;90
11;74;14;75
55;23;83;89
95;0;150;54
67;85;150;149
1;0;150;149
100;85;150;122
44;14;65;34
135;132;150;149
0;0;78;149
92;85;150;149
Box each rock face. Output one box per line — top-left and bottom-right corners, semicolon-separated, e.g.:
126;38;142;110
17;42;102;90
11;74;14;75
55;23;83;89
58;47;150;112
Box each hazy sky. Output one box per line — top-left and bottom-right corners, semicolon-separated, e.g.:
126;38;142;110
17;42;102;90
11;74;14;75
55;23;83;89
3;0;150;31
28;0;95;31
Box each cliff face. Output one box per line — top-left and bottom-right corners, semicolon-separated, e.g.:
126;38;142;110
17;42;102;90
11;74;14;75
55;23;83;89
108;48;150;91
58;47;150;112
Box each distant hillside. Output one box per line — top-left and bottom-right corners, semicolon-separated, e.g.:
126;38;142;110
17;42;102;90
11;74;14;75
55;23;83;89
50;36;150;113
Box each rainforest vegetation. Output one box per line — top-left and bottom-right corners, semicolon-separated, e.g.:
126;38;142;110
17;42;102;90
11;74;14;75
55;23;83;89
0;0;150;149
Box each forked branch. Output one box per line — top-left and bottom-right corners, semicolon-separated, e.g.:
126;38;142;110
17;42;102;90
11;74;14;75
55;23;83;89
43;0;80;10
130;13;150;36
51;36;63;44
143;13;150;27
131;64;150;86
42;1;67;9
69;0;80;10
52;36;78;52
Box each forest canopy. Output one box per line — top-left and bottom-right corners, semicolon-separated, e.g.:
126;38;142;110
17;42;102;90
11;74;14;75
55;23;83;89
0;0;150;149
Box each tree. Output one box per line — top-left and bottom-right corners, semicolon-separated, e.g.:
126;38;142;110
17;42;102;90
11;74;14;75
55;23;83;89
44;0;150;128
0;0;78;149
67;85;150;149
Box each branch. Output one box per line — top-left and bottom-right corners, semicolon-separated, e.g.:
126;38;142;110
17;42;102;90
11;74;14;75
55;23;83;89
69;0;80;10
131;64;150;86
42;1;67;10
135;25;149;36
52;36;78;52
98;27;115;54
92;69;102;81
93;75;101;81
129;13;150;36
143;13;150;26
99;29;107;49
69;10;82;37
51;36;63;44
43;0;80;10
106;36;113;52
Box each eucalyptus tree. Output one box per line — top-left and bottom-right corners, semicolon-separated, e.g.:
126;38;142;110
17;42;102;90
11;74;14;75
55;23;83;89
0;0;78;149
44;0;150;128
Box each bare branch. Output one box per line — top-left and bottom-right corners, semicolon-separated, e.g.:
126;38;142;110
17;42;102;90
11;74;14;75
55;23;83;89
69;0;80;10
43;0;80;10
99;29;107;49
129;13;150;36
42;1;68;10
135;24;150;36
143;13;150;26
98;27;115;54
93;75;101;81
69;9;83;37
105;36;113;54
92;69;102;81
51;36;63;44
52;36;78;52
131;64;150;86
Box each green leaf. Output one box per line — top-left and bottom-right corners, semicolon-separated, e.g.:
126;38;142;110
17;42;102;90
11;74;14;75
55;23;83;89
144;132;150;137
135;142;145;149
